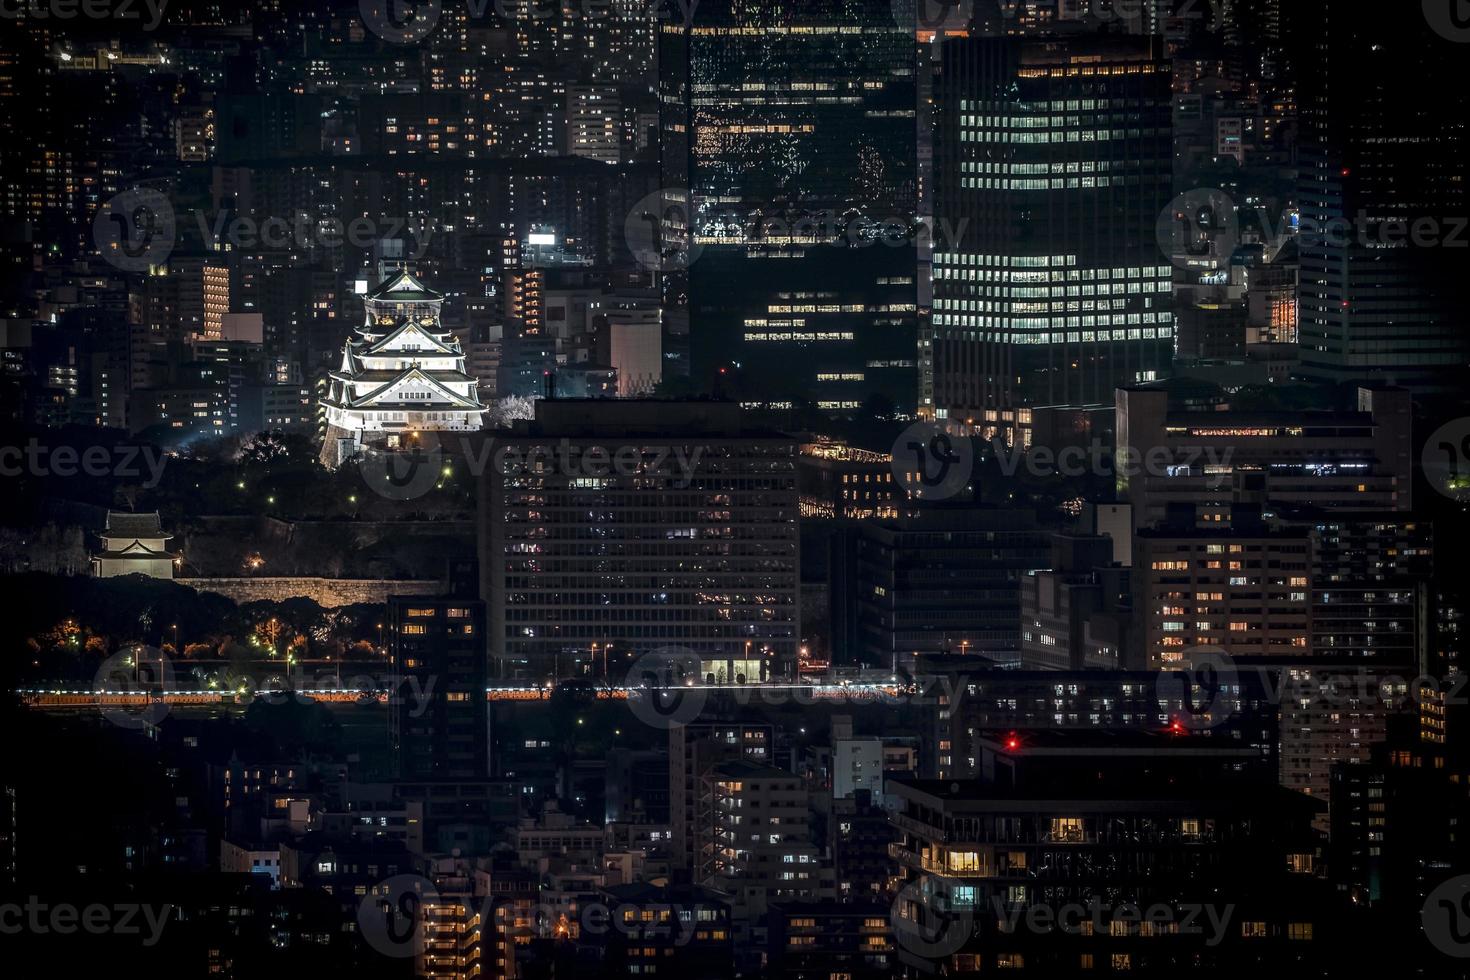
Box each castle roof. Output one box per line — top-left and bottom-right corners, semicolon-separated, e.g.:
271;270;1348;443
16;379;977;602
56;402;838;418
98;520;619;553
343;366;485;410
103;511;170;541
365;269;443;302
357;316;460;357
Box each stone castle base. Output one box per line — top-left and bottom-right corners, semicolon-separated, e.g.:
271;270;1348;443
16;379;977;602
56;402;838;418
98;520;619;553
319;424;361;470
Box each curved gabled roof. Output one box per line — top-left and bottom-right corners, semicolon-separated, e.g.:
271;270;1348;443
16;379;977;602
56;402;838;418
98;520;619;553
360;317;460;357
105;510;166;537
347;366;485;410
365;269;443;303
96;540;178;559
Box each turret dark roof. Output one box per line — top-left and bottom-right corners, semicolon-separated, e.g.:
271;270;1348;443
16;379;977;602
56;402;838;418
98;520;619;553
104;511;167;539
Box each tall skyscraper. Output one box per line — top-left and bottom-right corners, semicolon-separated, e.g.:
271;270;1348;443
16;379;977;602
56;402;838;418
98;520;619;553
929;32;1173;441
659;0;919;414
1294;2;1468;392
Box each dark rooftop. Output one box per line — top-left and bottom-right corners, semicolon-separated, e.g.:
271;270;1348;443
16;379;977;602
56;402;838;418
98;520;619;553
104;511;166;539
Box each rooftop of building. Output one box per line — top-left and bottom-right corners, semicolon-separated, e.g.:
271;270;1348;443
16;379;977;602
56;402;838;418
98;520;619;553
103;510;168;540
976;729;1261;757
707;759;797;781
867;505;1044;533
500;398;792;440
601;881;729;906
888;776;1317;811
365;269;443;302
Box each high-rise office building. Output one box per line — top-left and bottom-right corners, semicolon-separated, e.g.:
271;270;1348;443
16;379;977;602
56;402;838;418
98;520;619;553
479;400;800;679
659;0;919;413
930;33;1173;439
1294;3;1468;392
388;594;490;781
1134;508;1313;667
1116;384;1414;529
848;509;1051;663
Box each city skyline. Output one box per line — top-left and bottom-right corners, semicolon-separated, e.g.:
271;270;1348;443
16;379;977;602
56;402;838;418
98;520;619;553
1;1;1469;977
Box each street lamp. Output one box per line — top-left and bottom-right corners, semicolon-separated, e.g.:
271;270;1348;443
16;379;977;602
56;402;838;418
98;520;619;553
171;623;179;653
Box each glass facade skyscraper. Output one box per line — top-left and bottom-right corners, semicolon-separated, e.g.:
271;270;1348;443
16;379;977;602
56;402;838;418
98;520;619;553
1294;2;1468;393
659;0;920;414
929;33;1173;437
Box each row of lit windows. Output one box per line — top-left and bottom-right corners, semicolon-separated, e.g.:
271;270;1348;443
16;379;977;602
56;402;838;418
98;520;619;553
744;331;856;342
932;322;1171;339
960;175;1139;190
960;128;1166;144
934;259;1172;278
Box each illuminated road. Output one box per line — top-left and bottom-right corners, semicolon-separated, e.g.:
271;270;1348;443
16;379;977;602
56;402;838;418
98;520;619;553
16;682;907;708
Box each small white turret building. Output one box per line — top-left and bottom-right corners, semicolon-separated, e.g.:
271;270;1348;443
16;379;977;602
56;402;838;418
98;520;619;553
92;511;179;579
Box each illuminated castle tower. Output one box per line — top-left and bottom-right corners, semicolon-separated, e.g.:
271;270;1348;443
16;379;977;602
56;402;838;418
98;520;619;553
322;270;486;466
